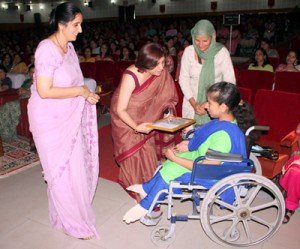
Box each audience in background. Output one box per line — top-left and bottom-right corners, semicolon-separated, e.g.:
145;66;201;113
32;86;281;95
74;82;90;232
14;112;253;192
260;38;279;58
276;49;299;72
119;46;136;61
96;43;114;61
1;53;12;72
18;64;34;99
9;53;27;74
0;65;12;92
0;12;299;89
79;47;96;63
248;48;274;72
161;44;174;74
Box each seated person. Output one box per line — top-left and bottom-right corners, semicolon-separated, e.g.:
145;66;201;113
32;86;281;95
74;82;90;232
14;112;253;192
0;65;12;92
260;38;279;58
119;46;136;62
123;82;256;224
18;64;34;99
280;123;300;224
248;48;274;72
1;53;13;72
161;44;174;74
79;47;96;63
9;53;28;74
276;49;299;72
95;43;114;61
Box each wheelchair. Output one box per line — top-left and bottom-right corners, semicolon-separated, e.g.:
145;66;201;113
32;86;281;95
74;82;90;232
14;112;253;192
138;126;285;247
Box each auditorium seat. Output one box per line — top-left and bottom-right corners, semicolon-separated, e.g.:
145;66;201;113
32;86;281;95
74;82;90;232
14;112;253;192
253;89;300;178
268;57;279;70
238;87;252;105
80;62;96;79
238;69;275;104
274;71;300;93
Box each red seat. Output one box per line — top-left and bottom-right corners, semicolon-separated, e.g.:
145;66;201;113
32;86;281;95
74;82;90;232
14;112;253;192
94;60;116;85
268;57;279;70
238;69;275;104
114;61;134;88
80;62;96;79
238;87;252;105
275;47;287;64
253;89;300;178
274;71;300;94
234;67;240;84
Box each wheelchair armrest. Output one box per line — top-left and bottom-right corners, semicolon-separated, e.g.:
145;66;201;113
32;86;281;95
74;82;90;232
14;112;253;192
193;152;244;164
205;151;243;162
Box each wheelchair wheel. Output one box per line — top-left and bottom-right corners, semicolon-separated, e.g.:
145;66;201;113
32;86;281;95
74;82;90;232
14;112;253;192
200;173;285;247
151;225;176;247
249;152;262;175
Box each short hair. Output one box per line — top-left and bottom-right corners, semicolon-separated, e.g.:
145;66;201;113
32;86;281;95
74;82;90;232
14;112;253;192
134;43;164;72
49;2;82;32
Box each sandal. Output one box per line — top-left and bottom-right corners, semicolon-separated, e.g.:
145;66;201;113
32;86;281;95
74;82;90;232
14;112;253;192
283;209;295;224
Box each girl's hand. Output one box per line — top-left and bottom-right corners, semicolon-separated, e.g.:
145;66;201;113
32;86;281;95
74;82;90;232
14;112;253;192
173;140;189;153
135;122;153;134
165;148;176;161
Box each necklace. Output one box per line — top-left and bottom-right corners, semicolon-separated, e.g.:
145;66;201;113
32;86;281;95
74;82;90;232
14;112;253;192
55;34;67;54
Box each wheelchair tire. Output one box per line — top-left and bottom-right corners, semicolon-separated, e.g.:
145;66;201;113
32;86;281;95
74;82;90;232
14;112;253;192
200;173;284;247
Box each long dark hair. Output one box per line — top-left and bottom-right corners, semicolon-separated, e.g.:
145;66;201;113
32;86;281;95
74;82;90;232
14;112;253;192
207;82;256;135
49;2;82;33
252;48;270;67
135;43;164;73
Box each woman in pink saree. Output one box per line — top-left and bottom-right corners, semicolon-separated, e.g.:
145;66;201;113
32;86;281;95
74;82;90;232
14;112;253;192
280;123;300;224
28;3;100;239
110;43;178;195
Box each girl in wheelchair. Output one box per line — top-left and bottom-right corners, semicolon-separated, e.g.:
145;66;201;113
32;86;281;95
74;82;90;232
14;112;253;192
123;82;256;224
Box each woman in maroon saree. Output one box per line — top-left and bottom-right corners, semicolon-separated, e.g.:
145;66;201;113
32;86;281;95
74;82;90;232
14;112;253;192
110;43;178;192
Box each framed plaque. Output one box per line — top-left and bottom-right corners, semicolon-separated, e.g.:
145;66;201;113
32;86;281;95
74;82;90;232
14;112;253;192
148;117;196;133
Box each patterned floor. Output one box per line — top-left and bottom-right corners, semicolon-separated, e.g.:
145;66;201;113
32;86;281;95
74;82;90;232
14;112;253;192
0;137;40;178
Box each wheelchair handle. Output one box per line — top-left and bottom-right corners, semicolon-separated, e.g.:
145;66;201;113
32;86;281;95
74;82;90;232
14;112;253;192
245;125;269;136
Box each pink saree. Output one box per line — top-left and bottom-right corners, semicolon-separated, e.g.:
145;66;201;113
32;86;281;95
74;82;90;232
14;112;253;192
28;40;99;238
110;69;178;189
280;155;300;210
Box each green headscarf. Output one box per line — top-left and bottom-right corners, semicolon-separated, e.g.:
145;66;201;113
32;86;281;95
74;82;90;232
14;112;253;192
191;20;224;125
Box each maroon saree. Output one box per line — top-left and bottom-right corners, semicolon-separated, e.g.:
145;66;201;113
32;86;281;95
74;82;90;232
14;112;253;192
110;69;178;189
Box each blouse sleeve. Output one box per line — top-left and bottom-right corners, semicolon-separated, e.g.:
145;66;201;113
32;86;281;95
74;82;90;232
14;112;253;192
35;40;59;78
179;46;194;100
216;47;236;84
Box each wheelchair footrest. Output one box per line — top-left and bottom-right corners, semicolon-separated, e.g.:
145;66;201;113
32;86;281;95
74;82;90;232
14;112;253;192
140;210;163;226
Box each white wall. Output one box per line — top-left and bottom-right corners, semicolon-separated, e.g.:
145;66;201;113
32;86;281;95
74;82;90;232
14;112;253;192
0;0;298;24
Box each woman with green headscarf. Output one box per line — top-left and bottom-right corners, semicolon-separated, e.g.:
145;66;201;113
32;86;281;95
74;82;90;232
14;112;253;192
179;19;236;127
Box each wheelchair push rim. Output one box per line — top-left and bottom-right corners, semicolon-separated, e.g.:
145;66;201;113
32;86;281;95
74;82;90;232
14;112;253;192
200;173;285;247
